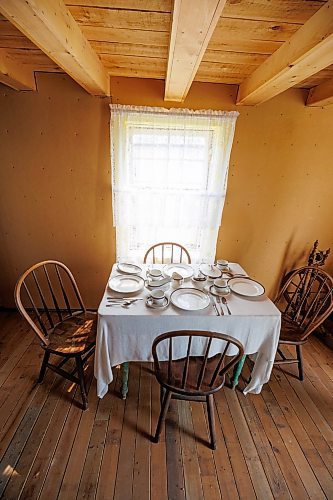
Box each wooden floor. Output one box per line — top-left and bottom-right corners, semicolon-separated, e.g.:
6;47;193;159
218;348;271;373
0;312;333;499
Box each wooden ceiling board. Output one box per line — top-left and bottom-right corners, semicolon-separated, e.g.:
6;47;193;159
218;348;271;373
0;35;36;49
101;54;166;79
203;49;268;65
222;0;327;24
90;41;167;58
213;17;301;43
196;61;259;82
68;6;171;31
4;49;62;71
207;38;283;55
65;1;172;12
81;26;169;45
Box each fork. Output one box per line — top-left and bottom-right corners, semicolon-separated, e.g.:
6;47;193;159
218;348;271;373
222;296;231;315
215;295;224;315
106;300;135;308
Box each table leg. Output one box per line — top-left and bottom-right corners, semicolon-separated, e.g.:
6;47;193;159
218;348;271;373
230;355;246;389
121;362;129;399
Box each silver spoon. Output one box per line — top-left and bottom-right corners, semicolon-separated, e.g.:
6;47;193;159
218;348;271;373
221;296;231;315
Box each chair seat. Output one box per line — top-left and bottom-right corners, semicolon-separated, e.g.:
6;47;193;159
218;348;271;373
45;312;97;355
156;354;225;395
279;316;306;343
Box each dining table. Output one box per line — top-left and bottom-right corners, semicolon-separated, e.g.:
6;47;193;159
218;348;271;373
95;262;281;399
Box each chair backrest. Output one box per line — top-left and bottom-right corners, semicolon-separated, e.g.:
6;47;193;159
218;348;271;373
152;330;244;396
15;260;86;345
275;266;333;339
144;242;191;264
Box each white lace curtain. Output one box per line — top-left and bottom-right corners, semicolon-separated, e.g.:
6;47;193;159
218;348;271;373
110;105;238;263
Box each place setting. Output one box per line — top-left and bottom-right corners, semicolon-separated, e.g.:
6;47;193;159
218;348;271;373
146;289;170;310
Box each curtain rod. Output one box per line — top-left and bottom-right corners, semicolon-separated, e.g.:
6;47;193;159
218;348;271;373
109;104;239;119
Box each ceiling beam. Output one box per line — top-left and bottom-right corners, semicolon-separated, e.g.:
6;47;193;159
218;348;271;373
0;0;109;96
165;0;227;102
0;48;36;90
237;0;333;106
307;79;333;107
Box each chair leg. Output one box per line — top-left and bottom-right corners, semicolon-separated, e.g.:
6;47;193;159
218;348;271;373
296;345;304;381
160;386;166;407
230;354;246;389
121;362;129;400
206;394;217;450
153;389;171;443
38;351;50;384
76;356;88;410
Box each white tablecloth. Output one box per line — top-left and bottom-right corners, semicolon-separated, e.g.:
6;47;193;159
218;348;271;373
95;263;281;398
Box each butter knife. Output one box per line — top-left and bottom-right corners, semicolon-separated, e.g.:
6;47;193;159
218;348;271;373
210;295;219;316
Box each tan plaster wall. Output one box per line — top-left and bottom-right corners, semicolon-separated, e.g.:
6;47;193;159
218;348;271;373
0;73;332;308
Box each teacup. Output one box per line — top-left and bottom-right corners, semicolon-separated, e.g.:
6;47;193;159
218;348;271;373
147;268;162;281
171;272;184;289
217;259;229;270
192;275;207;290
150;289;166;305
214;278;229;292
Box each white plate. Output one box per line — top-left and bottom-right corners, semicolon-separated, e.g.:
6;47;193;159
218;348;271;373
163;263;193;280
146;296;169;310
170;287;210;311
208;285;230;297
199;264;222;279
108;274;145;294
117;262;142;275
228;277;265;297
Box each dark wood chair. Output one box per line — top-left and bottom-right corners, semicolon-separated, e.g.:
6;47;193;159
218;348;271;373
152;330;244;449
144;242;191;264
274;265;333;380
15;260;96;410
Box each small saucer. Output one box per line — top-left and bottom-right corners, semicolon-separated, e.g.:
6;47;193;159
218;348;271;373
208;285;230;297
145;296;170;310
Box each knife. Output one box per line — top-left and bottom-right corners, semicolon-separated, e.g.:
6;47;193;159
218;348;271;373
210;294;219;316
107;297;144;301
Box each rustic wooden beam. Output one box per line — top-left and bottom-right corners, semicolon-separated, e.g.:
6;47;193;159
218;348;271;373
0;0;109;96
165;0;227;102
237;0;333;105
307;79;333;107
0;48;36;90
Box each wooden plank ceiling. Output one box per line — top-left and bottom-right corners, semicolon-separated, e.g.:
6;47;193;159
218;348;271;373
0;0;332;105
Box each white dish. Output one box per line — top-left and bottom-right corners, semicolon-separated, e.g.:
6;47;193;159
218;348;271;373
117;262;142;275
146;296;169;310
208;285;230;297
199;264;222;279
228;277;265;297
163;263;193;280
170;287;210;311
146;277;171;290
108;274;145;294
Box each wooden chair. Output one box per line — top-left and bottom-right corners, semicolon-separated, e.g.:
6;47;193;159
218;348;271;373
152;330;244;449
143;242;191;264
274;266;333;380
15;260;96;410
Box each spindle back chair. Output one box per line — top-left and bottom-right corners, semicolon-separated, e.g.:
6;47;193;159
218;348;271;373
15;260;96;409
143;242;191;264
274;265;333;380
152;330;244;449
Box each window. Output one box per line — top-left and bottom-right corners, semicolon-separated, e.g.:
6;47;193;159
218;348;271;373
110;105;238;263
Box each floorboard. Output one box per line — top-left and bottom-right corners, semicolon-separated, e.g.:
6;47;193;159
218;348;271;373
0;312;333;499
